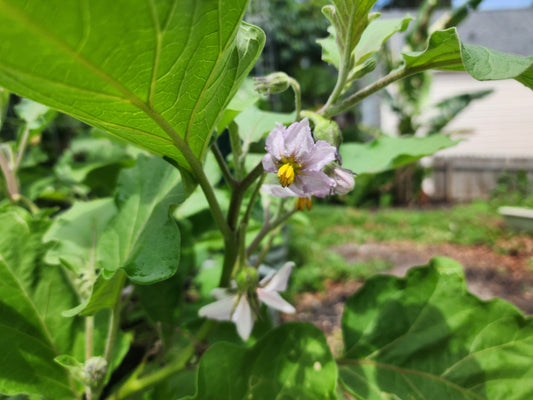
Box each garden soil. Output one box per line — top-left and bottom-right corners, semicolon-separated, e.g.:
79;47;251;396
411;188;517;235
282;237;533;355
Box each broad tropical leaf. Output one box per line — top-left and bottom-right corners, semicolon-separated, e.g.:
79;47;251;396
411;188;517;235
0;0;265;170
97;155;186;284
402;28;533;90
340;257;533;399
340;134;458;175
190;323;337;400
0;208;82;399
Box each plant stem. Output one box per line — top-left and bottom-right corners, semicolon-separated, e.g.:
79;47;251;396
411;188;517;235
288;77;302;121
147;109;231;239
221;163;265;286
319;60;461;118
319;68;410;118
242;174;265;229
104;272;126;363
0;145;20;202
228;121;243;180
212;142;237;187
247;208;296;257
107;321;213;400
91;271;127;399
13;125;30;172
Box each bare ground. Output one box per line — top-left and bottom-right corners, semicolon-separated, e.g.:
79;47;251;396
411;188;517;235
282;237;533;353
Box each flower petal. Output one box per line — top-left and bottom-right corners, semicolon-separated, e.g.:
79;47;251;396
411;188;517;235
260;262;294;292
284;118;314;162
232;295;254;340
261;183;305;198
262;153;278;173
302;140;337;171
210;287;232;300
198;296;236;321
293;171;335;198
257;288;295;314
265;124;285;160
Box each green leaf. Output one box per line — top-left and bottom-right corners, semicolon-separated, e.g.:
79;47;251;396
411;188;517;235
13;98;55;131
317;26;341;69
54;135;135;184
354;16;412;65
43;198;120;316
0;0;265;170
97;155;186;284
234;106;295;152
191;323;337;400
0;87;9;128
402;28;533;90
0;207;81;399
321;0;378;71
216;78;260;133
340;257;533;399
44;198;116;275
340;134;458;175
318;15;412;69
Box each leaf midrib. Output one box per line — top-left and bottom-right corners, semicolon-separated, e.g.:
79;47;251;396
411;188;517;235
0;0;243;161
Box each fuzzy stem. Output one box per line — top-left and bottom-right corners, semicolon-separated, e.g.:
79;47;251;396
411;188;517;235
228;121;244;179
212;142;237;187
288;77;302;121
247;208;296;258
13;125;30;172
107;321;213;400
319;60;461;118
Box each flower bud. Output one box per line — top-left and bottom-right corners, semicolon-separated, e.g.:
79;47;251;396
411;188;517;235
325;164;355;195
236;266;259;292
254;72;291;95
301;111;343;158
347;58;377;81
83;357;108;386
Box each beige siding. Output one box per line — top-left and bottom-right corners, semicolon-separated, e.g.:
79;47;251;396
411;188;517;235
381;71;533;201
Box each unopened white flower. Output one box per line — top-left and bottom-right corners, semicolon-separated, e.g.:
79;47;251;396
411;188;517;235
330;165;355;195
198;262;295;340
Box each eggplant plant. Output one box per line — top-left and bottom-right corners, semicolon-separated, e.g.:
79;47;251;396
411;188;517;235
1;0;533;399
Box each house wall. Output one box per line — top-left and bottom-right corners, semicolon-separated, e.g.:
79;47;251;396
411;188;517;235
381;70;533;201
427;72;533;201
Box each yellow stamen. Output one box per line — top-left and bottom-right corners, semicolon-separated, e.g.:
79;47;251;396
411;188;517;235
295;197;312;211
277;163;295;187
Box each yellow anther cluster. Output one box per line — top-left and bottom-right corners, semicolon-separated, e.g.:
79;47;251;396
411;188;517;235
277;163;295;187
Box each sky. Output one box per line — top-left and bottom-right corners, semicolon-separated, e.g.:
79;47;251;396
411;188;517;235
375;0;532;9
452;0;532;9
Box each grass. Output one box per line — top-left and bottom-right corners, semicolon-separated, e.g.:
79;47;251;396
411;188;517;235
287;200;509;293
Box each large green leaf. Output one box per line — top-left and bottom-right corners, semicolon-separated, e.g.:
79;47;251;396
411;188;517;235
340;134;458;175
44;198;116;275
45;155;187;317
0;0;265;170
0;208;82;399
402;28;533;90
190;323;337;400
340;257;533;399
97;155;185;284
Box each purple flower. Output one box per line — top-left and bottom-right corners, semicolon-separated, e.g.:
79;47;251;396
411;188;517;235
262;118;336;198
329;165;355;195
198;263;295;340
